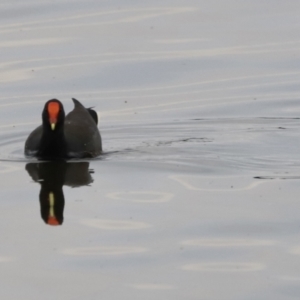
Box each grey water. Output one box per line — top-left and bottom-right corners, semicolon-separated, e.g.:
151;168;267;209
0;1;300;299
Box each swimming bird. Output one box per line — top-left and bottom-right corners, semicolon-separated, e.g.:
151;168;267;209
24;98;102;159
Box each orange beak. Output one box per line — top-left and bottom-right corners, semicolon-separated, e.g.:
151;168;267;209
47;192;61;226
47;102;60;130
47;216;60;226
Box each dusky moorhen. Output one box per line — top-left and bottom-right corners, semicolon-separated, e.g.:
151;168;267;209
24;98;102;159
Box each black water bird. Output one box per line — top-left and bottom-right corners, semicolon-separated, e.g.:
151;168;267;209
24;98;102;159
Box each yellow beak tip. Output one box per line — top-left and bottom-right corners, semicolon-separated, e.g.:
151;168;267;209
51;123;56;130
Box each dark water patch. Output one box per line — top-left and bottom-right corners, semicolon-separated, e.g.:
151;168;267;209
155;137;213;146
254;176;300;180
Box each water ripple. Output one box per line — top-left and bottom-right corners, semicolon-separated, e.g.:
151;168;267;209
80;219;152;230
62;246;147;256
182;262;265;272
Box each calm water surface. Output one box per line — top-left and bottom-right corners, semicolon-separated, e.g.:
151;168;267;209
1;1;300;299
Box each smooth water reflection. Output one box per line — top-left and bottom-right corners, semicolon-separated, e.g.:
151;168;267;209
80;218;152;230
127;283;175;290
107;191;173;203
25;161;93;226
62;246;148;256
181;238;277;247
182;262;265;272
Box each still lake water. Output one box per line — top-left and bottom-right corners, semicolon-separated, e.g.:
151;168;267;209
1;1;300;299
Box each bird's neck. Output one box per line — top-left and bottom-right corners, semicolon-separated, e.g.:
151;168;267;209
38;126;67;159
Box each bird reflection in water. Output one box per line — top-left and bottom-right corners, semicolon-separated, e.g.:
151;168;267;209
25;162;94;226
